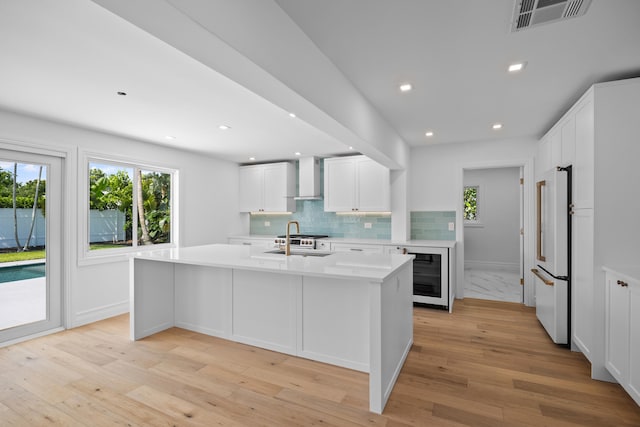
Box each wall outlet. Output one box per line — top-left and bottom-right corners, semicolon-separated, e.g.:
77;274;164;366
364;222;372;229
264;221;270;227
448;222;455;231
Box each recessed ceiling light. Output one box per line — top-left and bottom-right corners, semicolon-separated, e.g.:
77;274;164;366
218;125;230;130
294;152;301;156
289;112;296;118
116;91;127;96
165;135;176;140
249;157;256;161
492;123;503;130
348;146;354;150
425;131;434;137
399;83;412;92
508;62;527;72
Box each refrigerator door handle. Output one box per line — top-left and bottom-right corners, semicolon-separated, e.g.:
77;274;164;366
532;268;554;286
536;264;568;282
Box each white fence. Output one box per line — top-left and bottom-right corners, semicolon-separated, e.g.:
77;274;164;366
0;209;125;249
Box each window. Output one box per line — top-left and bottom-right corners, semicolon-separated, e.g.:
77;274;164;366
88;160;173;254
463;185;479;223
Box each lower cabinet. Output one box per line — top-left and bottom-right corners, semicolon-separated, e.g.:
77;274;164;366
604;268;640;406
228;237;275;248
330;242;384;254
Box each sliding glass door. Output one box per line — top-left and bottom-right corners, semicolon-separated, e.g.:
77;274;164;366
0;149;63;344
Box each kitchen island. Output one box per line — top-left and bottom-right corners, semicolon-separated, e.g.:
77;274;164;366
130;244;414;414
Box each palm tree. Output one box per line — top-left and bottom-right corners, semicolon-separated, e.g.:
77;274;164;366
136;169;151;244
22;165;43;251
12;163;22;251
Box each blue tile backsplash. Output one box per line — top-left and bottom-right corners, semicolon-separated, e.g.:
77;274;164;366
250;200;391;239
410;211;456;241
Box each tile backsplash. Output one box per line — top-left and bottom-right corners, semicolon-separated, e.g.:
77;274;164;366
410;211;456;241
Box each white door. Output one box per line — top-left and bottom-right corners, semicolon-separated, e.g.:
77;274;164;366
0;150;63;344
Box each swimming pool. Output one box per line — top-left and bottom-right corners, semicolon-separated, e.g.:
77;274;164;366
0;263;46;283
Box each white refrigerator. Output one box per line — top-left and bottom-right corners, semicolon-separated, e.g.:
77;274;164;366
533;166;571;345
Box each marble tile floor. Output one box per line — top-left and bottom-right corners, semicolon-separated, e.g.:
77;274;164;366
464;266;522;303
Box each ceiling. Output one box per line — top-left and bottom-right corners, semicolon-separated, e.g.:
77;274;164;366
1;0;639;165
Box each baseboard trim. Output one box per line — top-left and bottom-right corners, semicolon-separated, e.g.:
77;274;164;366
72;300;129;328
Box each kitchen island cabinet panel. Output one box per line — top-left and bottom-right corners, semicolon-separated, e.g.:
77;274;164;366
174;265;231;338
232;269;299;355
300;276;370;371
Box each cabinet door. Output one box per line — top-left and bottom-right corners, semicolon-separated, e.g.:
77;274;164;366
324;157;356;212
560;115;576;166
550;128;562;168
571;208;594;359
573;96;594;209
536;137;551;179
605;272;630;384
263;163;294;212
629;281;640;403
330;243;383;254
356;157;390;211
239;166;263;212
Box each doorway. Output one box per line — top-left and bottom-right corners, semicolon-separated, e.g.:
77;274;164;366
462;166;523;303
0;149;63;345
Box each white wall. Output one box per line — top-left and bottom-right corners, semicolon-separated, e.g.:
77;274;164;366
0;109;244;327
463;167;520;267
410;138;537;303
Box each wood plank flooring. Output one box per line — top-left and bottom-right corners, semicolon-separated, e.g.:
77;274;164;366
1;298;639;426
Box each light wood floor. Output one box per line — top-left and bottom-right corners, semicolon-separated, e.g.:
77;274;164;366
1;299;639;426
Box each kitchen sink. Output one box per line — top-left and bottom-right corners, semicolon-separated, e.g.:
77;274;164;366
264;249;332;257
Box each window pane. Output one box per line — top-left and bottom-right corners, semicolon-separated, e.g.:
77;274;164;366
137;170;171;245
89;163;133;250
463;186;478;221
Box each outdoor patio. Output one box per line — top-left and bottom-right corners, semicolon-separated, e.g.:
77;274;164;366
0;276;45;331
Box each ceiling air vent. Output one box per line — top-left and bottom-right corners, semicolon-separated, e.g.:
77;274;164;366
511;0;592;32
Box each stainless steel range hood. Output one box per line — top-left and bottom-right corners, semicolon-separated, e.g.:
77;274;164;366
294;156;322;200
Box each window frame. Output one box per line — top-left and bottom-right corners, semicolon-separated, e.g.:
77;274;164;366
79;152;178;265
463;185;483;227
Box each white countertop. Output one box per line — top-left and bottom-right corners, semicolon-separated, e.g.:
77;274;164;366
132;244;414;283
228;235;456;248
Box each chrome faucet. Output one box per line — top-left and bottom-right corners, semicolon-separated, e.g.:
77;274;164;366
285;220;300;256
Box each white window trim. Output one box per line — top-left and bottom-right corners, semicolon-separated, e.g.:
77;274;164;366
78;151;179;266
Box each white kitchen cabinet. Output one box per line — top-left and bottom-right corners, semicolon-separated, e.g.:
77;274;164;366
228;237;275;248
324;155;390;212
536;77;640;382
560;115;575;166
239;162;296;212
573;94;594;209
571;208;593;359
604;268;640;406
330;242;384;254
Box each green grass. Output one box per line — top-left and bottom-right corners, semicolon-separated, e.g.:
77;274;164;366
90;243;130;250
0;249;46;263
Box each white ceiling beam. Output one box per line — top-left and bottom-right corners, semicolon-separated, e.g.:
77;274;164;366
91;0;408;169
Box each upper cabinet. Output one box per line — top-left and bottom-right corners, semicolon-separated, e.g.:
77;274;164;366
239;162;296;213
324;155;390;212
572;93;594;209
